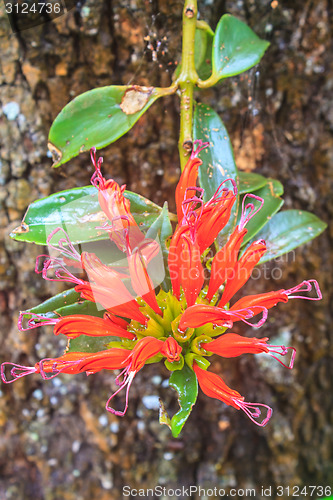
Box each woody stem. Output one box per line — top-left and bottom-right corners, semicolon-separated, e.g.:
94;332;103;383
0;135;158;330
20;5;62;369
176;0;199;172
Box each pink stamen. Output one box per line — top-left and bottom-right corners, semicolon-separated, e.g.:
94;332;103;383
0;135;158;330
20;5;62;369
227;306;268;328
285;279;322;300
38;358;61;380
90;147;105;189
38;358;82;380
181;189;204;238
234;399;273;427
105;371;135;416
46;228;81;262
35;255;84;285
210;178;238;201
263;344;297;369
191;140;209;158
18;312;59;331
115;366;130;386
1;362;36;383
239;194;264;230
95;214;131;233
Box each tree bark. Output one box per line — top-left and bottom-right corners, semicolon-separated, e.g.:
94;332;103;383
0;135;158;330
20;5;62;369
0;1;332;498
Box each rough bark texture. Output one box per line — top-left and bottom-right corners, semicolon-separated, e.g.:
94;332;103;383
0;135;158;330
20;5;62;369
0;1;332;499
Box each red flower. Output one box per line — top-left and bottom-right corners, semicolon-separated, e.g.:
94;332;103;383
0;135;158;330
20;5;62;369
193;362;272;426
204;333;296;369
1;146;322;430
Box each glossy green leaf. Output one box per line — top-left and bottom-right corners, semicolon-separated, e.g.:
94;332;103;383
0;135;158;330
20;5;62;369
252;210;327;264
26;288;115;354
66;333;121;354
10;186;163;246
240;178;284;246
212;14;270;81
238;171;268;195
194;28;208;70
169;364;198;437
195;26;214;81
193;102;238;200
146;202;173;292
193;102;239;245
27;287;105;319
48;85;169;167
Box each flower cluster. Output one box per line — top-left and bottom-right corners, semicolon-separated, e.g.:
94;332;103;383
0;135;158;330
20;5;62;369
1;143;322;428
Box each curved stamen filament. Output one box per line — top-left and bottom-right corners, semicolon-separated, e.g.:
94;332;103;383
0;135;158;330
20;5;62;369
115;366;130;386
1;362;36;383
191;139;209;158
105;371;135;416
90;147;105;189
264;345;297;369
234;399;273;427
46;227;81;262
228;306;268;328
209;178;237;201
285;279;322;300
18;312;59;331
35;256;84;285
239;194;264;230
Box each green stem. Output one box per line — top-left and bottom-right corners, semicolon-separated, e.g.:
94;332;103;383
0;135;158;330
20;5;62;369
176;0;199;172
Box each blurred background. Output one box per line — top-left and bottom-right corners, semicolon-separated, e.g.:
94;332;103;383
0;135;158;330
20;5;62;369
0;0;332;498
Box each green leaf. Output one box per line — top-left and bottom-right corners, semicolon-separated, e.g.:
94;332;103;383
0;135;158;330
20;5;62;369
169;364;198;438
26;288;114;354
212;14;270;81
146;202;173;292
173;23;214;82
10;186;163;246
193;102;239;244
193;102;238;200
195;26;214;81
253;209;327;264
238;171;268;195
66;334;119;354
48;85;167;167
240;178;284;246
27;288;105;319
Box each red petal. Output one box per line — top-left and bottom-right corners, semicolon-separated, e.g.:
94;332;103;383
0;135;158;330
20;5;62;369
219;240;267;307
230;290;288;312
207;226;247;301
54;315;135;340
129;336;164;372
175;157;202;222
205;333;269;357
193;363;242;409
